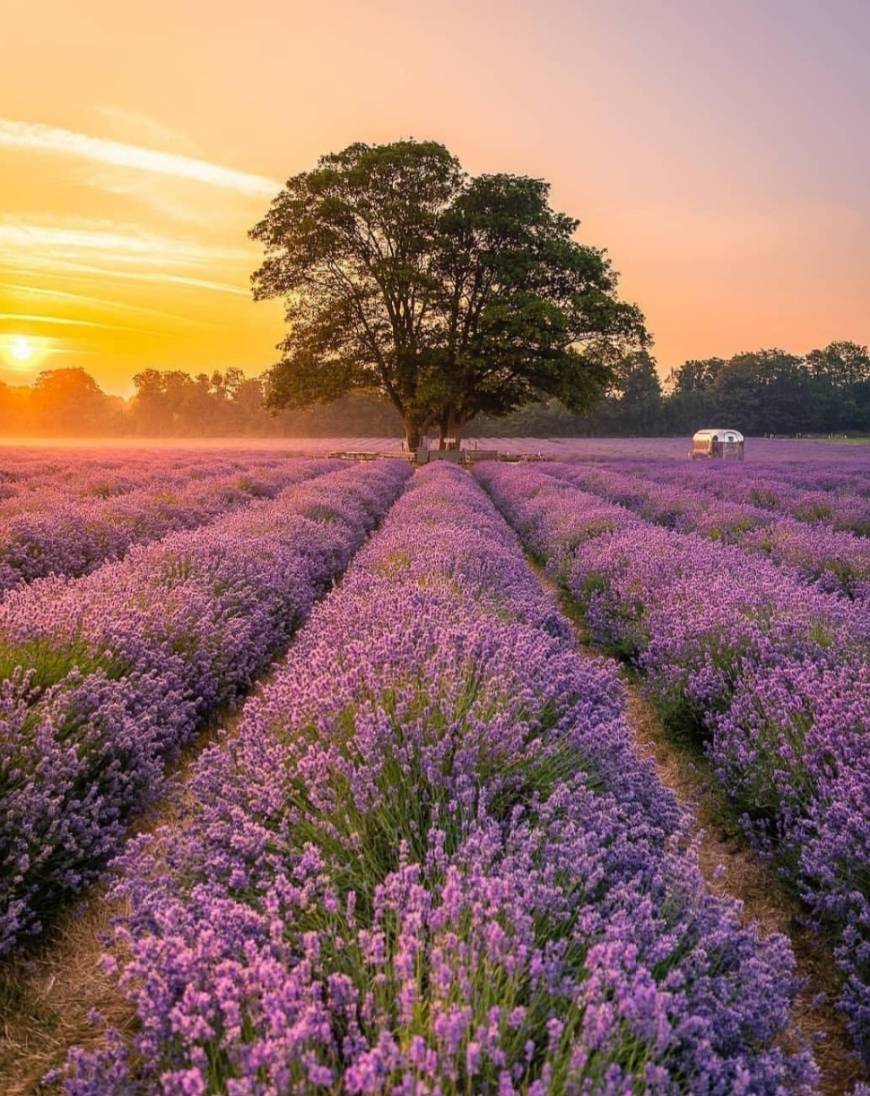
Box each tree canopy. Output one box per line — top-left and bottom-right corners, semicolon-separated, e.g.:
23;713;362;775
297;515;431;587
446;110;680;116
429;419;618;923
250;139;648;447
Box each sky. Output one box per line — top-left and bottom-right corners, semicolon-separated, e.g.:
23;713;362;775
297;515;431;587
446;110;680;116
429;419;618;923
1;0;868;395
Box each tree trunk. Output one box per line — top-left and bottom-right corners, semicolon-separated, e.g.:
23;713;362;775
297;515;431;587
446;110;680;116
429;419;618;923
438;409;449;450
438;407;462;449
403;418;422;451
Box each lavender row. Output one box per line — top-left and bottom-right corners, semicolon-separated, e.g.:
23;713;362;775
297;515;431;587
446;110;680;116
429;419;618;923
0;449;327;524
544;462;870;599
0;460;411;955
61;464;818;1094
577;452;869;499
0;449;240;510
622;459;870;536
614;455;870;502
474;460;870;1062
0;459;339;594
734;460;870;500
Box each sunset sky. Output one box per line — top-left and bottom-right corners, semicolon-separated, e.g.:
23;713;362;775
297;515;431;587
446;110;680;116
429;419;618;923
2;0;868;395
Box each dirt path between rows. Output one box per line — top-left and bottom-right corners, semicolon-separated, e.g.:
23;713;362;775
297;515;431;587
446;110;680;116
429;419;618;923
537;568;864;1095
0;871;135;1093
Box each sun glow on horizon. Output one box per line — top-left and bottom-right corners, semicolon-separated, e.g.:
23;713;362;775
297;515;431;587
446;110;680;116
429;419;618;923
10;335;32;362
0;111;280;389
0;333;54;373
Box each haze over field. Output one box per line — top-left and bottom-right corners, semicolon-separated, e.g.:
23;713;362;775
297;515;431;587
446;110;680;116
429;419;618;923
2;0;869;395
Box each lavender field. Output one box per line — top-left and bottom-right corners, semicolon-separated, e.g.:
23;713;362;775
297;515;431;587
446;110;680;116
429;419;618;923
0;442;867;1094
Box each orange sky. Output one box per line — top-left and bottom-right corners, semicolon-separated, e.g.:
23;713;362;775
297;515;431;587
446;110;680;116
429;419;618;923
2;0;868;395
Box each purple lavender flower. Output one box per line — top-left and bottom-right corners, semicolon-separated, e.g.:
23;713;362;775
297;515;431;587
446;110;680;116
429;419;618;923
0;460;411;954
0;455;339;595
60;465;818;1093
474;458;869;1063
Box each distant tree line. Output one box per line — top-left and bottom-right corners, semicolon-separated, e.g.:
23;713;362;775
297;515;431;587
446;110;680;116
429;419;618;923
666;342;870;435
0;367;401;438
476;341;870;437
0;340;867;438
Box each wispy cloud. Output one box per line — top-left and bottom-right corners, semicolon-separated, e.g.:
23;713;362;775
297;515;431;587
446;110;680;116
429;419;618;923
0;221;250;267
95;108;198;155
0;312;164;336
0;282;218;327
91;171;234;227
0;119;279;197
0;258;250;297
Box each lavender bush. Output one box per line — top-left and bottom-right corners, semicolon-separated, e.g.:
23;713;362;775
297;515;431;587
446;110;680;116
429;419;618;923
0;449;239;517
543;463;870;600
60;465;817;1094
474;460;869;1061
0;460;410;954
712;661;870;1059
0;459;340;594
618;459;869;535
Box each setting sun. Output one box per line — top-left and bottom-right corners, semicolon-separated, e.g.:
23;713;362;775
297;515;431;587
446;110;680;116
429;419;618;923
9;335;32;362
0;331;52;373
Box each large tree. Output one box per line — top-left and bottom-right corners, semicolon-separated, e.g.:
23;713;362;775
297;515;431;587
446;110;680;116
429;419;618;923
250;140;648;448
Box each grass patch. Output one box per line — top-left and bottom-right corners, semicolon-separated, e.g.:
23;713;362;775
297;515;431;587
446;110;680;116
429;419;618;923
0;638;130;693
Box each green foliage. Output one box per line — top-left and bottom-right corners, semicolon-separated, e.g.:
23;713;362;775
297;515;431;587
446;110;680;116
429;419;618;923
250;139;648;446
1;337;867;440
0;637;129;693
663;342;870;435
